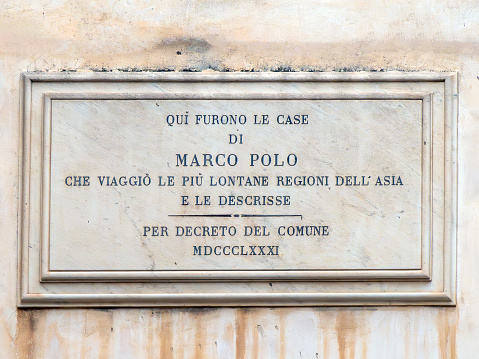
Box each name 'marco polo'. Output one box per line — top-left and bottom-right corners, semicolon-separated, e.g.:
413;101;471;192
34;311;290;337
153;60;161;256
18;72;457;307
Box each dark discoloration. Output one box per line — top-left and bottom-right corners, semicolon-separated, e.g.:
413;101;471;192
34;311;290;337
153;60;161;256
156;37;212;54
82;64;445;74
14;310;36;358
180;307;219;314
92;308;112;313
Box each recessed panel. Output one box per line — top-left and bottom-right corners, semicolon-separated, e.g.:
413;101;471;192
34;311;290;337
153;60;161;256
49;99;422;272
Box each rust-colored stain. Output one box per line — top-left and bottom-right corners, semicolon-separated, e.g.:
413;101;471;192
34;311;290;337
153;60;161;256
318;310;334;358
235;309;248;359
277;308;287;359
437;308;458;359
149;309;170;359
14;310;36;359
159;310;174;359
146;311;156;359
336;311;354;359
224;320;235;349
10;306;462;358
335;310;367;359
89;310;113;359
251;321;260;358
192;309;208;359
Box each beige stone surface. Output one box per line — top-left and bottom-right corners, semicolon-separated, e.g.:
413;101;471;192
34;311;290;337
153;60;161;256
0;0;477;357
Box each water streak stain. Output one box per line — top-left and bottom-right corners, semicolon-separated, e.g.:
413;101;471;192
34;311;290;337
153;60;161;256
335;311;357;359
235;309;248;359
277;309;286;359
14;310;36;358
437;309;458;359
90;309;113;359
193;309;208;359
159;311;173;359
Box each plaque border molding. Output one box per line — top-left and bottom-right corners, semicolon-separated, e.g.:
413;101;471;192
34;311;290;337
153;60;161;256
18;72;457;307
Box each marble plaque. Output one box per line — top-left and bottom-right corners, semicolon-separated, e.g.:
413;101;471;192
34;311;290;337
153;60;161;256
19;72;457;307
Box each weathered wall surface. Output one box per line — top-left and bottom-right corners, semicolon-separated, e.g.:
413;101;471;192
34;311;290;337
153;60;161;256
1;0;478;357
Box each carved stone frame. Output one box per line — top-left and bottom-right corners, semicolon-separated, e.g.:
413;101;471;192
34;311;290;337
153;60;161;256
18;72;457;307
